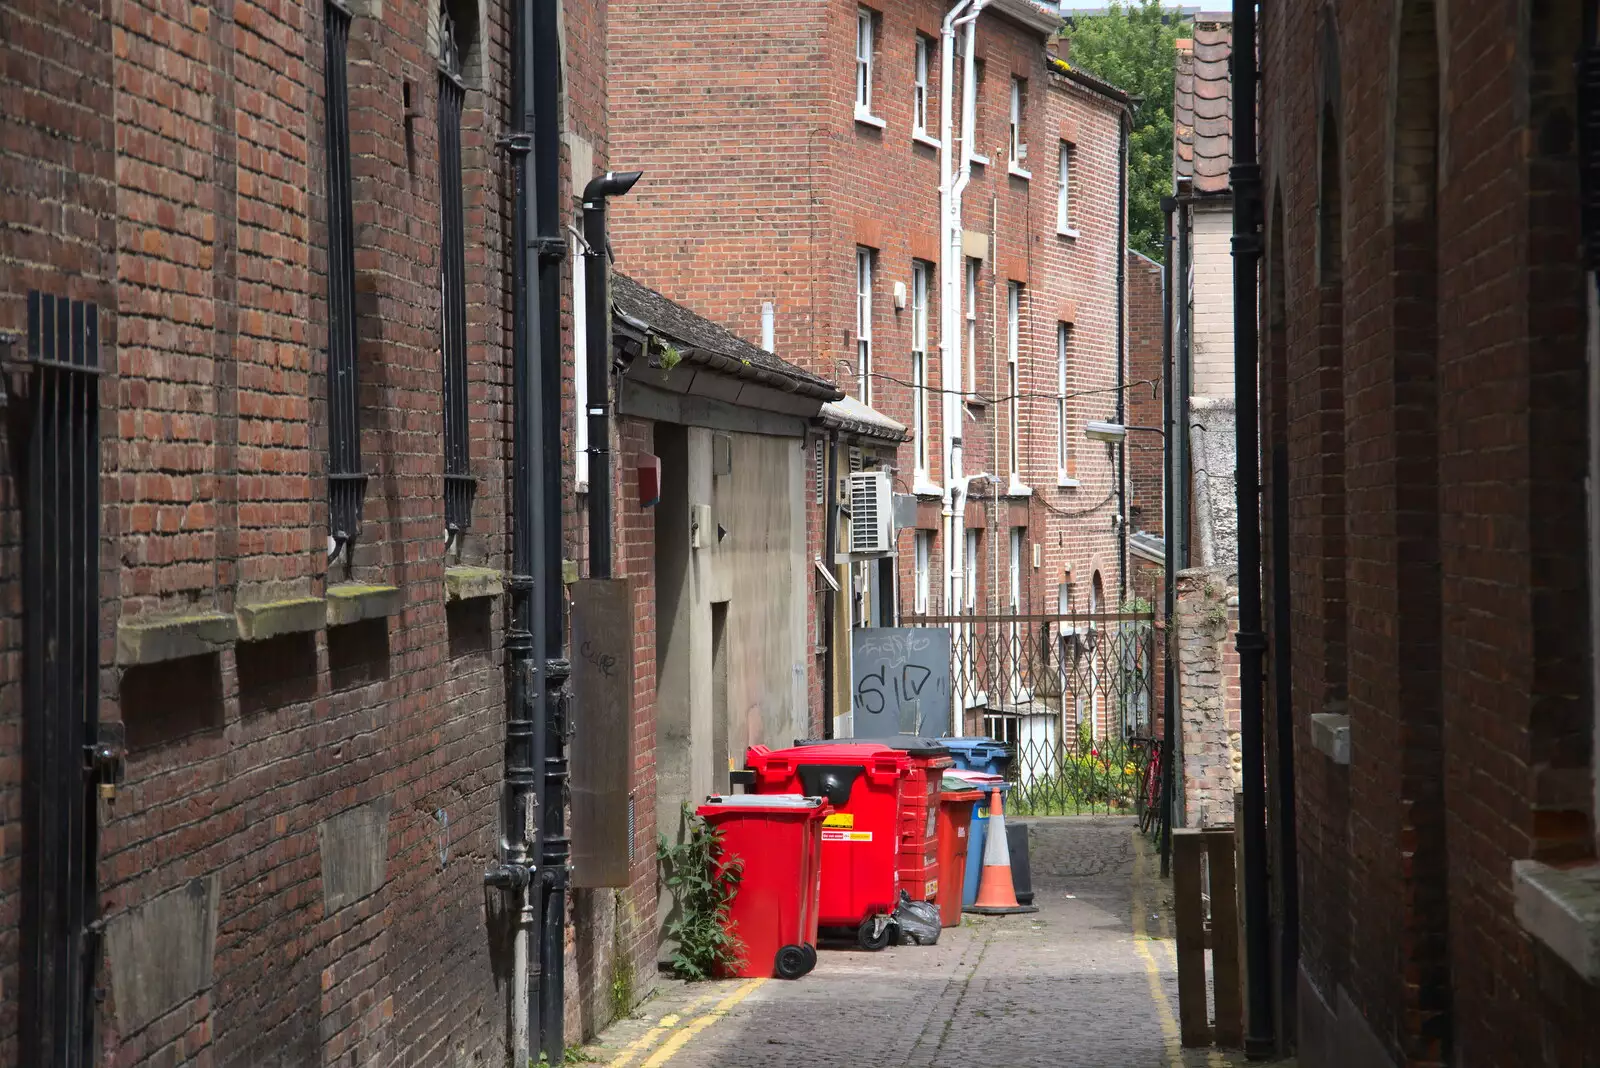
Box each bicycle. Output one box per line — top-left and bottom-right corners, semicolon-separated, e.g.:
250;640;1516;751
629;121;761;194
1127;734;1164;835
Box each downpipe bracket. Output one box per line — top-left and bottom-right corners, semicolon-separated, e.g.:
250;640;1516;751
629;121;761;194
484;863;535;890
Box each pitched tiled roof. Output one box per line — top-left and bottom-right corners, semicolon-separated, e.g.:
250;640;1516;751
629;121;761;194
612;273;842;401
1173;17;1232;194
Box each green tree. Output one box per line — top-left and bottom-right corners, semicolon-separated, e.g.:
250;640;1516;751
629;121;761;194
1059;1;1185;261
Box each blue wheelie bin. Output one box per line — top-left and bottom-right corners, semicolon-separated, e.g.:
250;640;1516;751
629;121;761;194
941;738;1013;777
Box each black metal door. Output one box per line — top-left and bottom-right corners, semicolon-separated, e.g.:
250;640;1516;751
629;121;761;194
19;291;110;1068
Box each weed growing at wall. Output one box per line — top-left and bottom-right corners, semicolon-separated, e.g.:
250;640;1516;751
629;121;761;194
657;806;743;980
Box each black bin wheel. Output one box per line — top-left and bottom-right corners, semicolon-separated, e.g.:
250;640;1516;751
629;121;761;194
775;944;812;979
801;943;818;971
857;916;892;952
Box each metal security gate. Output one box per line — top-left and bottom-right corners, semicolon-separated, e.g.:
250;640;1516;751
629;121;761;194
907;611;1157;816
17;291;115;1068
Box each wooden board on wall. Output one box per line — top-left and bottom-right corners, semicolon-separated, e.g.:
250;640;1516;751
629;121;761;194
570;578;635;889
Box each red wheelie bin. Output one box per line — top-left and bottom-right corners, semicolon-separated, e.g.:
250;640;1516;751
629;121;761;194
936;787;983;927
793;735;953;901
696;794;830;979
744;742;910;950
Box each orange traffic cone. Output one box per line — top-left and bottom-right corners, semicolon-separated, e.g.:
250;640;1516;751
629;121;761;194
964;787;1039;915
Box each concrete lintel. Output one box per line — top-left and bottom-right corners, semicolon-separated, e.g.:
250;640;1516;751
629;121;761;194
962;230;989;261
116;612;237;666
326;584;403;627
235;596;325;642
1310;713;1350;765
1514;858;1600;981
444;566;504;602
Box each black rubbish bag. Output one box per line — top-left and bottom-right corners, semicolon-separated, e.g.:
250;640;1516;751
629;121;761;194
892;889;942;946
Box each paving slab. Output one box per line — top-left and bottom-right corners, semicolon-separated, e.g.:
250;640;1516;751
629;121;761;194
578;817;1290;1068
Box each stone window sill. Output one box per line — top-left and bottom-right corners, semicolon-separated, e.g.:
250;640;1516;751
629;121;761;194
1310;713;1350;765
1513;858;1600;981
1008;163;1032;181
116;612;238;666
1057;226;1080;240
855;111;887;130
445;566;505;602
326;584;403;627
236;596;326;642
913;131;942;150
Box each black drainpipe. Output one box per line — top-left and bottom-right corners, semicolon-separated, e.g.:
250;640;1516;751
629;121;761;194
533;0;570;1055
1158;198;1176;878
1115;111;1129;603
582;171;643;580
822;428;840;738
1230;0;1272;1054
484;0;547;1059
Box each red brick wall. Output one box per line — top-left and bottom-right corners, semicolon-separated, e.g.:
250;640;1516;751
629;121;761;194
1262;0;1598;1063
611;2;1127;626
0;0;118;1059
1125;249;1163;542
0;0;640;1059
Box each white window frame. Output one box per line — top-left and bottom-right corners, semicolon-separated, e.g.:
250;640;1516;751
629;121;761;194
1007;282;1021;482
911;260;930;479
970;60;989;166
913;37;931;139
1008;77;1030;178
962;528;983;708
856;247;873;403
965;258;980;399
855;8;882;125
913;530;931;614
1056;322;1072;485
572;230;589;489
1057;141;1077;236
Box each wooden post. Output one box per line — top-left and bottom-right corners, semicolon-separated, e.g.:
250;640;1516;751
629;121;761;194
1205;826;1243;1047
1172;829;1211;1047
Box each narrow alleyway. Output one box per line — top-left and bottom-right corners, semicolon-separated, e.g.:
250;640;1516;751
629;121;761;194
583;818;1268;1068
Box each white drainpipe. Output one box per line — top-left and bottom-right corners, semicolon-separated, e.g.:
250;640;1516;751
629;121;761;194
939;0;986;735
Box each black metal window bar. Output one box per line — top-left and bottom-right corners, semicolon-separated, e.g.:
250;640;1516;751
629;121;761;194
18;291;111;1068
324;0;366;562
439;5;475;542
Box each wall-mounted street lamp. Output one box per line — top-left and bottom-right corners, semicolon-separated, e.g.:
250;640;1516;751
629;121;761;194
1084;420;1165;445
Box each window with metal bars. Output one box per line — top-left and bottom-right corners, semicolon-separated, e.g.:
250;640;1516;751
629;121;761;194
324;0;365;562
438;4;475;542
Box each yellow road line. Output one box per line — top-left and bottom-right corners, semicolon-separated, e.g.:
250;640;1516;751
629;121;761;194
639;978;766;1067
605;992;719;1068
1132;829;1185;1068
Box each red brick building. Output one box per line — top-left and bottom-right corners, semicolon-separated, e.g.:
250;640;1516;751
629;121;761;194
609;0;1136;738
0;0;676;1062
1256;0;1599;1063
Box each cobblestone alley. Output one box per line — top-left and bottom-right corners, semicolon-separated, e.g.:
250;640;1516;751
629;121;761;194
582;818;1266;1068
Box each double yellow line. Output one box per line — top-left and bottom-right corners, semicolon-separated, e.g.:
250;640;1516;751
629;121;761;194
605;978;766;1068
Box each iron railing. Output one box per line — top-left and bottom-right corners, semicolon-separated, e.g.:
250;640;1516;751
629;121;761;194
324;0;366;560
906;610;1158;817
438;8;475;540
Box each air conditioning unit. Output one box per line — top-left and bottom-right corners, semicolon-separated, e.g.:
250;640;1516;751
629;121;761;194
847;470;893;556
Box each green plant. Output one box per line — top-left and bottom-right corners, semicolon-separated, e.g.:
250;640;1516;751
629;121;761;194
657;805;744;981
532;1048;598;1065
657;342;683;373
609;923;635;1020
